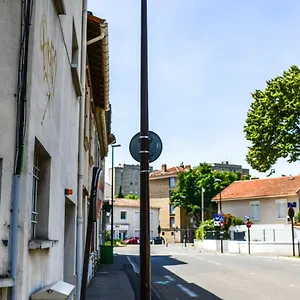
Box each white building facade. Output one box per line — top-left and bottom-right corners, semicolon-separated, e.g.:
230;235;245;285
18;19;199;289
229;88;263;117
107;199;160;240
0;1;113;299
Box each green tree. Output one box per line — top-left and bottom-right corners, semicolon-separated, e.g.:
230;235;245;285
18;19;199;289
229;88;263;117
116;185;124;198
244;65;300;173
170;163;247;226
125;194;140;200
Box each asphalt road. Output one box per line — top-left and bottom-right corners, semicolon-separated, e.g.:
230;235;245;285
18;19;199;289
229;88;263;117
116;244;300;300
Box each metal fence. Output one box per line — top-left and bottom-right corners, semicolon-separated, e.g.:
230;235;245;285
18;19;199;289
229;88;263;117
205;228;299;243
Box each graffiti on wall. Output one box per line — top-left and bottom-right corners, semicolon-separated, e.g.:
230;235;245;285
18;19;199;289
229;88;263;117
40;15;57;125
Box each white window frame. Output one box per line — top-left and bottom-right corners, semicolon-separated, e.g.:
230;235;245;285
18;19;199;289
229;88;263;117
120;211;127;220
169;177;175;188
276;199;287;219
249;201;260;221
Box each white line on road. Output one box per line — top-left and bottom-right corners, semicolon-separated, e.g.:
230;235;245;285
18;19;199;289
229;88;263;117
196;257;204;261
127;256;139;274
289;284;300;289
264;259;283;264
249;272;269;281
196;256;220;265
177;284;198;297
164;275;175;282
207;260;221;266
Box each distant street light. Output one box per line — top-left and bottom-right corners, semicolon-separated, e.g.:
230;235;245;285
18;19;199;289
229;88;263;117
111;144;121;246
201;187;205;222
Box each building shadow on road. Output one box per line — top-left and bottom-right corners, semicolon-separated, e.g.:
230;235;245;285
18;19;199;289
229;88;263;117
151;255;222;300
123;254;222;300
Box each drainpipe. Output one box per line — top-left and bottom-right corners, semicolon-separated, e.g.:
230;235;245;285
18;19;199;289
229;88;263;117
10;1;32;299
76;0;87;298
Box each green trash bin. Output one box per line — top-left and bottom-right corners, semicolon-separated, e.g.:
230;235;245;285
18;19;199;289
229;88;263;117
100;245;114;264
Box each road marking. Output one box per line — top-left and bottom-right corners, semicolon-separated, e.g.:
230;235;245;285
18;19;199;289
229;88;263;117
196;257;220;265
196;257;204;261
127;256;139;274
264;259;283;264
177;284;198;297
289;284;300;289
249;272;270;281
207;260;220;266
164;275;175;282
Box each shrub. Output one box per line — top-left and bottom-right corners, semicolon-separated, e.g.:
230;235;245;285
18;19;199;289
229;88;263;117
196;219;214;240
295;212;300;223
125;194;140;200
195;214;245;240
105;230;111;241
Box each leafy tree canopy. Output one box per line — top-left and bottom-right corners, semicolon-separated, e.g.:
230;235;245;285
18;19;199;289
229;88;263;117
170;163;250;225
244;65;300;173
125;194;140;200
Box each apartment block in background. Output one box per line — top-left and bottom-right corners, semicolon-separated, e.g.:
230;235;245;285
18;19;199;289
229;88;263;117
210;161;249;175
108;163;154;197
150;164;195;243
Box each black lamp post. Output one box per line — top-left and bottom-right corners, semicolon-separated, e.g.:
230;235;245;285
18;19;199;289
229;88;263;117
111;144;121;247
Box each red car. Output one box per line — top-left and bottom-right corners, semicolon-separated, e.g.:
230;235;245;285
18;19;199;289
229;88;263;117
124;237;140;244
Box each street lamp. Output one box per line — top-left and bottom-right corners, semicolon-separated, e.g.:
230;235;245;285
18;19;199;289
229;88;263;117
215;178;224;253
201;187;205;222
215;178;222;214
111;144;121;247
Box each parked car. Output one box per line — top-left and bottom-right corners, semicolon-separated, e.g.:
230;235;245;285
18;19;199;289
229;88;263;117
151;236;165;245
123;237;140;245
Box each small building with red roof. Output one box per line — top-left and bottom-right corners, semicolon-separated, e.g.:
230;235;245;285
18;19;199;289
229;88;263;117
212;175;300;224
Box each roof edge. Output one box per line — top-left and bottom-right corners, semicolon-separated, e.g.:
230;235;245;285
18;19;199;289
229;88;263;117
212;193;297;202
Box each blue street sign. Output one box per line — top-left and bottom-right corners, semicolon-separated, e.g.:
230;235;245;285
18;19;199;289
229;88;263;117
213;214;220;221
288;202;297;208
214;214;225;223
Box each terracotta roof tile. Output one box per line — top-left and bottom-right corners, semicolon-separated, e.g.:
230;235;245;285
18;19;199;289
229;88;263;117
150;166;185;178
212;175;300;201
114;198;160;209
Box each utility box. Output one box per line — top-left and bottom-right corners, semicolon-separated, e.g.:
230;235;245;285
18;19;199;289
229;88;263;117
100;245;113;264
31;281;75;300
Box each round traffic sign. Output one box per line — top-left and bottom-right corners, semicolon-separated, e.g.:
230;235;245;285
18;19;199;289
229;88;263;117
288;207;295;218
246;221;252;229
129;131;163;163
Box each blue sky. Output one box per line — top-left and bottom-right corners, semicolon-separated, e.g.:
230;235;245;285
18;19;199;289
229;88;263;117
88;0;300;179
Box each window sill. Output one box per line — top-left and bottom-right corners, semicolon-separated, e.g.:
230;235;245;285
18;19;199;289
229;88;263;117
0;277;13;288
28;239;58;250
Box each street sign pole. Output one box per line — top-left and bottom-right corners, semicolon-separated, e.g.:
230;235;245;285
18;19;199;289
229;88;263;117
140;0;151;299
220;223;224;254
248;227;251;254
288;207;295;257
246;220;252;254
220;235;224;254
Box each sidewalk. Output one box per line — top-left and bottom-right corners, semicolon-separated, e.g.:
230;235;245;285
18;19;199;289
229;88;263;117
86;254;135;300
